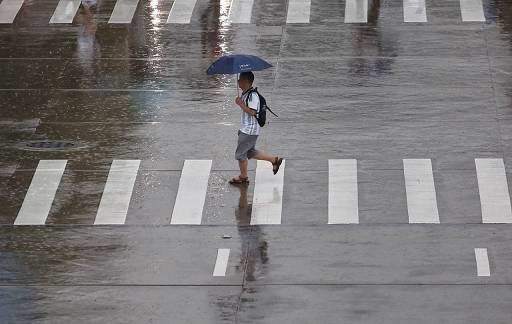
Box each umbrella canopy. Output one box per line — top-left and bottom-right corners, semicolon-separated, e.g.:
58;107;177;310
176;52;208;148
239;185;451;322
206;54;272;75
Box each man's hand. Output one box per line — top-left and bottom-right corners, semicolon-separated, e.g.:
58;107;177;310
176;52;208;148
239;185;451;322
235;97;244;108
235;96;256;116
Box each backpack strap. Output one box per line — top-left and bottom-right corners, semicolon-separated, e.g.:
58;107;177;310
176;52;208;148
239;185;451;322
244;87;279;118
253;87;278;117
244;87;256;107
266;106;279;117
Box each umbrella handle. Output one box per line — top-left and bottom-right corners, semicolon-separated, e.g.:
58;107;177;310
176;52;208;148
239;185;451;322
236;74;240;97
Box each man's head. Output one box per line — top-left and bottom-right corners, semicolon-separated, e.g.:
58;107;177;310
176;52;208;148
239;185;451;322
238;71;254;91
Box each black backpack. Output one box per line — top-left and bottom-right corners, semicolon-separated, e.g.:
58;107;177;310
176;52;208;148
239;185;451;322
245;87;278;127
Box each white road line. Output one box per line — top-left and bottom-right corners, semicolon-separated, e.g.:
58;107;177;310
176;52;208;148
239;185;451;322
94;160;140;225
344;0;367;23
213;248;230;277
49;0;81;24
403;0;427;22
167;0;198;24
251;160;285;225
0;0;24;23
109;0;139;24
474;248;490;277
170;160;211;225
328;159;358;224
475;159;512;223
403;159;440;224
228;0;254;23
14;160;67;225
459;0;485;22
286;0;311;24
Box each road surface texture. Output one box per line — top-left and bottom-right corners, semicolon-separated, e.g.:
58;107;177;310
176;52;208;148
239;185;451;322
1;0;512;323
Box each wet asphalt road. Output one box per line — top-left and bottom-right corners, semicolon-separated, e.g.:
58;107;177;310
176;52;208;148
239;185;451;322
1;0;512;323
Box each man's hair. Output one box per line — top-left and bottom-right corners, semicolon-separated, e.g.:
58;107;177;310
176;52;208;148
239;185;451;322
239;71;255;84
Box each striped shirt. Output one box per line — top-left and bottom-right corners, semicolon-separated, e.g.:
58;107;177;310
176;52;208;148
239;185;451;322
240;89;260;136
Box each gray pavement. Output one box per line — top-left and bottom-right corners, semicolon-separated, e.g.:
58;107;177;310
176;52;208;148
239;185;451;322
1;0;512;322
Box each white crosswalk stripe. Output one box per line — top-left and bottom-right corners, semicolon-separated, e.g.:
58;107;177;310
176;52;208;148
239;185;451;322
228;0;254;23
167;0;198;24
171;160;212;225
328;159;359;224
286;0;311;24
251;160;285;225
213;248;230;277
49;0;81;24
94;160;140;225
459;0;485;21
403;159;440;224
109;0;139;24
9;158;512;226
474;248;490;277
0;0;491;25
403;0;427;22
345;0;368;23
14;160;67;225
475;159;512;223
0;0;24;23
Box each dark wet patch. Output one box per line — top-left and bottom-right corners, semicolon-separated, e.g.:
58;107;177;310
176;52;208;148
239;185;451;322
16;139;89;152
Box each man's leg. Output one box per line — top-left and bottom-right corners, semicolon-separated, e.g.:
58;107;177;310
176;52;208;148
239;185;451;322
252;150;283;175
231;131;255;183
253;151;277;164
239;159;249;178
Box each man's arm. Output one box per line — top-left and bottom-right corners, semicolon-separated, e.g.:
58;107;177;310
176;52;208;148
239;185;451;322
235;96;257;116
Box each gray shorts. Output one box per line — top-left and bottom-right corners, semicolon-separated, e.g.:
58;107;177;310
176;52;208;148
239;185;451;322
235;130;259;160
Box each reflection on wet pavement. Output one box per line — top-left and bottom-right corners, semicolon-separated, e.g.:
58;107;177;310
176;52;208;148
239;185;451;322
235;184;268;282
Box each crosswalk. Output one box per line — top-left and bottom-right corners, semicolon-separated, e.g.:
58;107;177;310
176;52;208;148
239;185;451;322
0;0;488;24
403;159;440;224
49;0;81;24
8;157;512;226
0;0;24;23
109;0;140;24
166;0;198;24
286;0;311;24
94;159;140;225
403;0;427;23
475;159;512;224
459;0;486;22
328;159;358;224
14;160;67;225
171;159;211;225
251;160;285;225
228;0;254;24
345;0;368;24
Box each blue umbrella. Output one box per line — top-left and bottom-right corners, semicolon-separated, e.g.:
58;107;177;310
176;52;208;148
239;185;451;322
207;55;273;96
206;54;272;75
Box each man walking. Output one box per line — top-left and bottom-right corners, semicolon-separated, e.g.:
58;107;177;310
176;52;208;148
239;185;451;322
229;71;283;185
